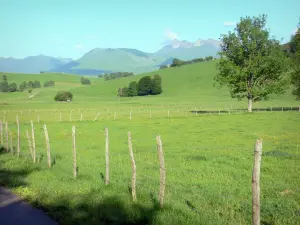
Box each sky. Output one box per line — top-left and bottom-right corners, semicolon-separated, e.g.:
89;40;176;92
0;0;299;60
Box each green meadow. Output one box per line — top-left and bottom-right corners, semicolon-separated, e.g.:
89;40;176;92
0;61;300;225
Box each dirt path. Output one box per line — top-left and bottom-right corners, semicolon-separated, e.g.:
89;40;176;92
0;187;58;225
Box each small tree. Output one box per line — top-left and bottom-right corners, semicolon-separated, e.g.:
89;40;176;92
170;58;185;67
33;80;41;88
214;14;288;112
18;81;27;92
28;89;32;94
0;75;8;92
151;74;162;95
290;19;300;100
54;91;73;101
159;65;168;70
28;81;34;89
8;83;17;92
138;76;152;96
205;56;213;61
128;81;138;97
44;80;55;87
80;77;91;85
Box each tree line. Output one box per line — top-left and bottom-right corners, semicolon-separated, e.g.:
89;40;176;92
99;72;134;80
160;56;215;69
118;74;162;97
0;75;55;93
214;14;300;112
0;75;17;92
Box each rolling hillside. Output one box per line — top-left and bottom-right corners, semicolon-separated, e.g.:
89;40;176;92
1;60;296;109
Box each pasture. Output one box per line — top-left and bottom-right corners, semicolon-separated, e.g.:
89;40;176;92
0;61;299;225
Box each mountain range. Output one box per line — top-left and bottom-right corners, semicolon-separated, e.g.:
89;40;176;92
0;39;221;75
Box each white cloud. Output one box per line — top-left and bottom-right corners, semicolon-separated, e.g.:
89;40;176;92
224;21;236;27
74;44;83;49
87;35;98;39
165;29;178;40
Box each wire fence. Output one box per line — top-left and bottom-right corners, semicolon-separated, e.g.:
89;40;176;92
0;104;299;124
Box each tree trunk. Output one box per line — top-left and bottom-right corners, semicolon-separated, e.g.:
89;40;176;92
248;98;253;112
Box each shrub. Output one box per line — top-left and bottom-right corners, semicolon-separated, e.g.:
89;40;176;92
54;91;73;101
138;76;152;96
128;81;138;97
44;80;55;87
8;83;17;92
80;77;91;85
18;81;27;91
33;80;41;88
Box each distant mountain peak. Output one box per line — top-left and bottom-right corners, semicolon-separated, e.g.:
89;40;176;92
164;38;221;49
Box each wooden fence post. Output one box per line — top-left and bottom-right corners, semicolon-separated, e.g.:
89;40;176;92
5;122;8;151
252;139;263;225
26;130;33;159
80;114;83;121
128;131;137;202
37;115;40;124
16;115;20;157
114;112;116;120
60;112;62;122
156;135;166;208
105;128;109;185
43;125;51;168
129;111;132;121
93;113;100;122
70;110;72;122
31;121;36;163
72;126;77;177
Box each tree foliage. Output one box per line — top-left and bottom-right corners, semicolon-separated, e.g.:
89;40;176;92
290;19;300;99
18;81;27;92
128;81;138;97
138;76;152;96
101;72;134;80
169;57;210;68
0;75;22;92
44;80;55;87
8;83;17;92
80;77;91;85
118;75;162;97
33;80;41;88
151;74;162;95
54;91;73;101
214;14;289;111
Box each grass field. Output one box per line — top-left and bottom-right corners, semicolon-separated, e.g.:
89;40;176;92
0;61;300;225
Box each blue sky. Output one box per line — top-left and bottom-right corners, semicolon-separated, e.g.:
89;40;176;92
0;0;299;59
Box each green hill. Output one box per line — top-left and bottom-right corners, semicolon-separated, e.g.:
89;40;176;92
1;61;297;109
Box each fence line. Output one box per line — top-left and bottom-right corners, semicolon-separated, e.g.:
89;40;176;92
1;105;299;124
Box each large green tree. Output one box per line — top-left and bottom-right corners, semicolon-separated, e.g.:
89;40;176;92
290;20;300;99
214;14;289;112
0;75;8;92
138;76;152;96
151;74;162;95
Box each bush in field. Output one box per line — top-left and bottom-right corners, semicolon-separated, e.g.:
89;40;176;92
54;91;73;101
44;80;55;87
80;77;91;85
118;74;162;97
